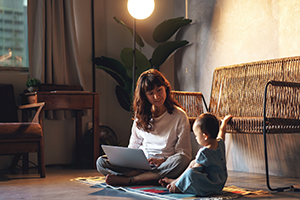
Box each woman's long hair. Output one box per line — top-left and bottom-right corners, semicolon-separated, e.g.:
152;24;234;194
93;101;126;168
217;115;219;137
133;69;181;132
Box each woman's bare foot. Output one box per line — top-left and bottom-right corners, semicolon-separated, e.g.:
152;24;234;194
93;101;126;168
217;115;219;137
125;170;142;177
159;177;175;187
105;174;131;186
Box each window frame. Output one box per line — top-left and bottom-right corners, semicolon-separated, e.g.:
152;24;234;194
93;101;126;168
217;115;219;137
0;66;28;72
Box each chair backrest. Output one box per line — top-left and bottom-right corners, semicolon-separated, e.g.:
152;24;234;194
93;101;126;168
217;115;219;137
171;91;205;119
210;57;283;118
0;83;18;122
209;56;300;118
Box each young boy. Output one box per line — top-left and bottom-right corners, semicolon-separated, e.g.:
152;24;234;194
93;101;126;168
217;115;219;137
159;113;233;196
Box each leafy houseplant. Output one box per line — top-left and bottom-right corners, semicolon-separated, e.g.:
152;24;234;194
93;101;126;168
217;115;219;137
26;78;41;92
93;17;192;111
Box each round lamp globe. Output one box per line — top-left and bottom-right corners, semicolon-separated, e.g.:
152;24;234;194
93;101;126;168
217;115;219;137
127;0;155;20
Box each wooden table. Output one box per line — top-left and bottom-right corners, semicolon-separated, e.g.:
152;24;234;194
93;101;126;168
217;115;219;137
22;91;100;168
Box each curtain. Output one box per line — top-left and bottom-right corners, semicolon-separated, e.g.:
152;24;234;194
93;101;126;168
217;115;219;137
27;0;86;119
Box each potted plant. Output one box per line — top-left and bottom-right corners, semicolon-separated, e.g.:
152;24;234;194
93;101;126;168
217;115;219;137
26;78;41;92
93;17;192;111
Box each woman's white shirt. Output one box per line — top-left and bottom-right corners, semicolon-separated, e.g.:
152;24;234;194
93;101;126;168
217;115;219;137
128;106;192;160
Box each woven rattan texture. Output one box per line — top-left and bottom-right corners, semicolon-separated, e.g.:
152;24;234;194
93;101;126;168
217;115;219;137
171;91;204;125
209;56;300;134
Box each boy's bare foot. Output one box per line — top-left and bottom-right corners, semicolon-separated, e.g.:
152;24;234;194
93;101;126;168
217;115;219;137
159;177;174;187
105;174;131;186
167;180;182;193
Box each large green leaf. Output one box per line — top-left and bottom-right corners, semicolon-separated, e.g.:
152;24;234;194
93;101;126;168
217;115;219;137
151;40;189;69
93;56;128;87
115;85;131;111
114;17;145;47
123;72;133;96
120;48;133;79
120;48;151;82
153;17;192;43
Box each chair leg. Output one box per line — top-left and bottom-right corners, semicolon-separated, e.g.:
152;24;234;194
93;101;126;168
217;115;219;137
22;153;29;173
38;140;46;178
38;152;45;178
263;128;290;192
263;82;292;192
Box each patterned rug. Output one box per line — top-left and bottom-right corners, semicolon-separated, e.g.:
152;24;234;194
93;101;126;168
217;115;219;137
71;176;271;200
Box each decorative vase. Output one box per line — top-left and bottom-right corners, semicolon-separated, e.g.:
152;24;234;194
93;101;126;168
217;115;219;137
28;86;39;92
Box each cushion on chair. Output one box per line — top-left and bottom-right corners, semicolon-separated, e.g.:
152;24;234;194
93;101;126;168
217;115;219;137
0;123;42;139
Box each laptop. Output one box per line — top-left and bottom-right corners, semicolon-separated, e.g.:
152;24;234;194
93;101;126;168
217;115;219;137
101;145;156;170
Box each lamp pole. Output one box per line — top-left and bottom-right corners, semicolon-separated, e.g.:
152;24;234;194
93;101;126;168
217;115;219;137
132;18;136;98
127;0;155;98
91;0;95;93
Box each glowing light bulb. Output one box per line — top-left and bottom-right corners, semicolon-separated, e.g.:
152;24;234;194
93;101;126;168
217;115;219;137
127;0;155;20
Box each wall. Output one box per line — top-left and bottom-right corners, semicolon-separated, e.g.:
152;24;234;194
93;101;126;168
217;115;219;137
174;0;300;178
175;0;300;101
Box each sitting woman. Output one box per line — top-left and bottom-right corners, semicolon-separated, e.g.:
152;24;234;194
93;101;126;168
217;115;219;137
96;69;192;186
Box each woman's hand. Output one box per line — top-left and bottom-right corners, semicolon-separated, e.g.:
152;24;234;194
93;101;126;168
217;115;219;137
148;157;166;167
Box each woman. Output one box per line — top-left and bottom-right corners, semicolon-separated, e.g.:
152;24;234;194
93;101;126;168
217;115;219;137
96;69;192;186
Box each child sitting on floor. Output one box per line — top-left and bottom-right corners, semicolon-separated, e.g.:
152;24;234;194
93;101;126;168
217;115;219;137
159;113;233;196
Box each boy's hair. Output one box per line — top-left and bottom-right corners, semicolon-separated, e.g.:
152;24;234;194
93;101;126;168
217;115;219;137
195;113;220;139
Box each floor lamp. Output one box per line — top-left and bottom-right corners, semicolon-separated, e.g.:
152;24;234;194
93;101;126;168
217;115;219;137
127;0;155;97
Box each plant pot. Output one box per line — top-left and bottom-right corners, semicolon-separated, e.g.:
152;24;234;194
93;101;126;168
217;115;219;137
28;86;39;92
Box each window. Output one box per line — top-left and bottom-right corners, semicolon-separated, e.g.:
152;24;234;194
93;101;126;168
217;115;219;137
0;0;28;70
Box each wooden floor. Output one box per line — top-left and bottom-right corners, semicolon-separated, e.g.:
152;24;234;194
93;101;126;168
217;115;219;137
1;165;300;200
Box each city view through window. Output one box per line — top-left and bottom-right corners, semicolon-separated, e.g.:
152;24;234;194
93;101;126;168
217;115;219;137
0;0;28;68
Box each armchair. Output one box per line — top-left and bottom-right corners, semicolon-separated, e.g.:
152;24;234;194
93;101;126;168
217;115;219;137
0;83;46;178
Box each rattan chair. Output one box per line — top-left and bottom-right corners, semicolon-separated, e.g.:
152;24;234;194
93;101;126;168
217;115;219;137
208;57;300;191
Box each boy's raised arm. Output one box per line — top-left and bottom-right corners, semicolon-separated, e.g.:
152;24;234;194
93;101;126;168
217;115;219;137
217;115;233;141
